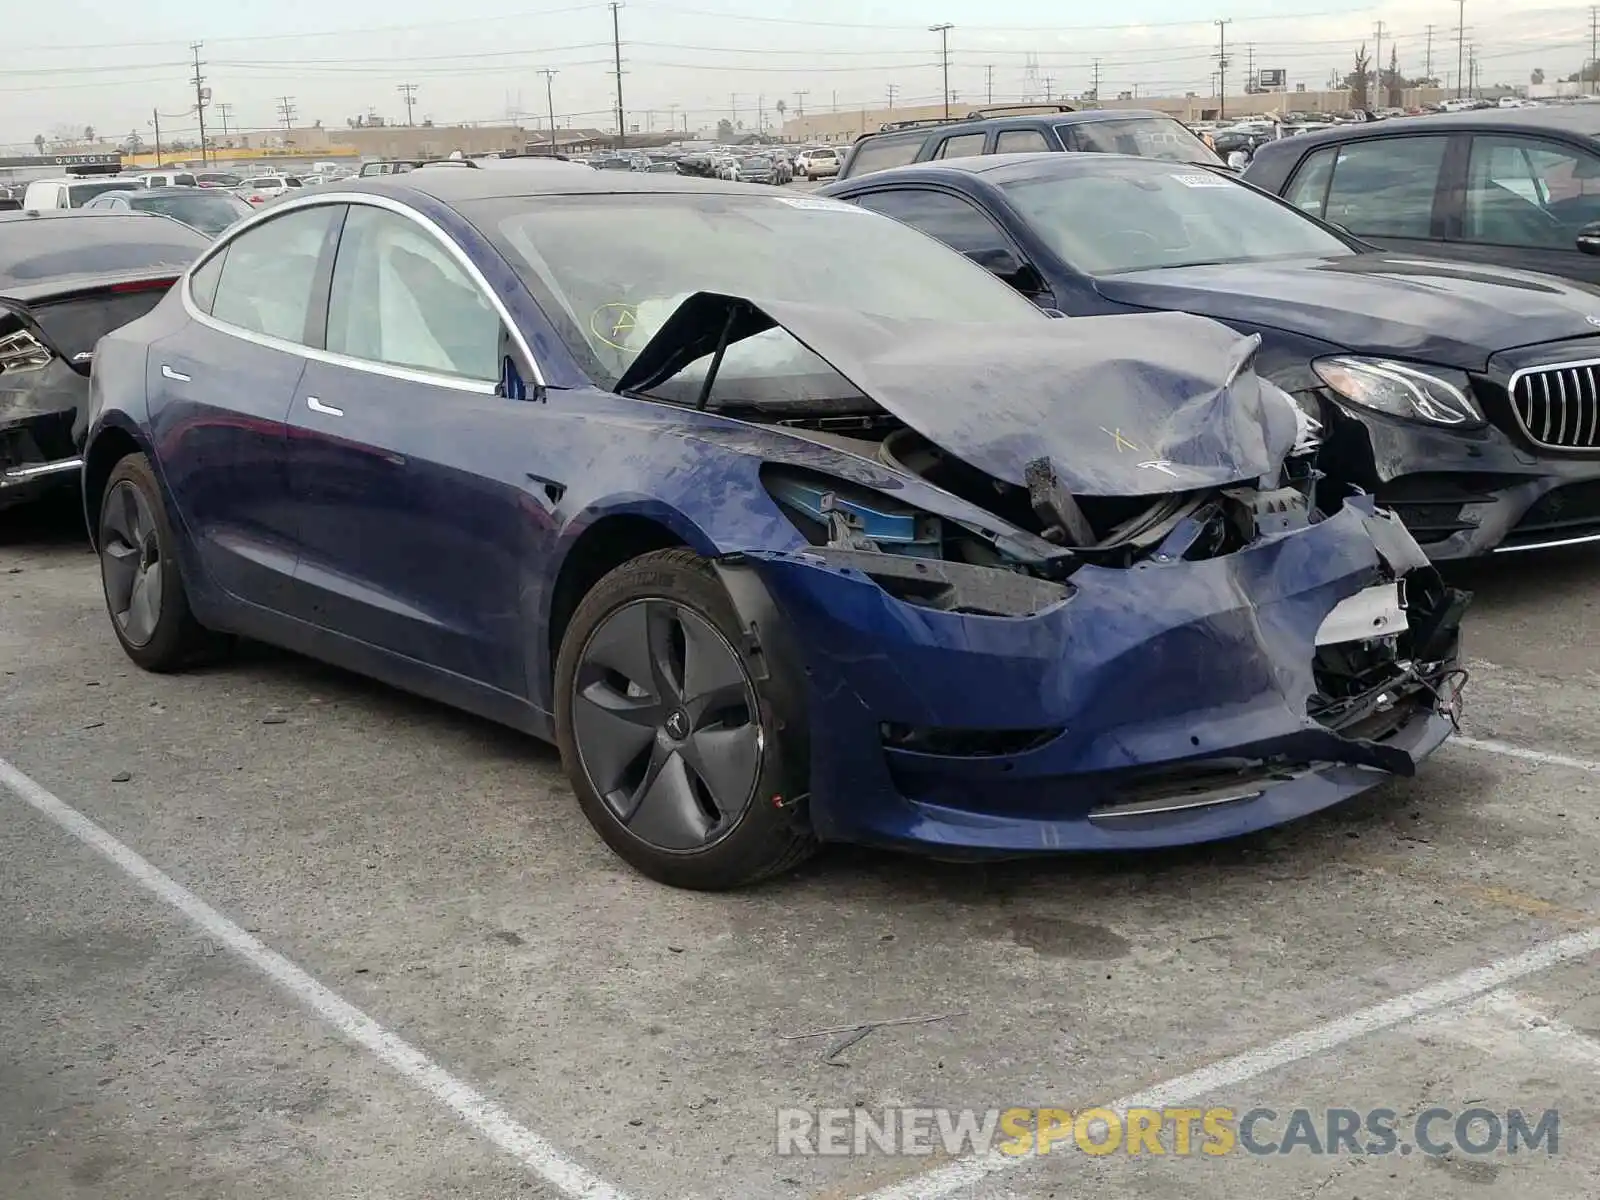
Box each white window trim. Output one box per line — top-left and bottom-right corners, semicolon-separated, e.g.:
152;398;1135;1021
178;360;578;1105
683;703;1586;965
181;191;545;396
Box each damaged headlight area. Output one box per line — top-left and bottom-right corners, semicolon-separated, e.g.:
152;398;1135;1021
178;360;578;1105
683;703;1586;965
761;465;1077;616
1313;356;1484;428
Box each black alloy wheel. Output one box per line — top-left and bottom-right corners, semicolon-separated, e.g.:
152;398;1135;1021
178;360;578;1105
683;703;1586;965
97;453;219;671
554;548;815;889
573;597;761;850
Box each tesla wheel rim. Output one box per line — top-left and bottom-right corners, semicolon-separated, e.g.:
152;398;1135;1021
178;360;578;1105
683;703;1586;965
100;480;164;648
572;598;763;852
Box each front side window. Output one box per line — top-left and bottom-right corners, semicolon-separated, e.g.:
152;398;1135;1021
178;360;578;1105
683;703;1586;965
1283;146;1338;216
210;205;341;344
1320;136;1448;238
996;159;1354;274
325;205;500;381
1463;135;1600;248
188;248;227;314
934;133;988;160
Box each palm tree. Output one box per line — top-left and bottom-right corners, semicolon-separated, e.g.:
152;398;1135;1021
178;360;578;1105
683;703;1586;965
32;133;45;155
83;125;96;143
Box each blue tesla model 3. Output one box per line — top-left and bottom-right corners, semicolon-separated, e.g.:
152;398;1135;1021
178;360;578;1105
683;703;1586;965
80;163;1468;888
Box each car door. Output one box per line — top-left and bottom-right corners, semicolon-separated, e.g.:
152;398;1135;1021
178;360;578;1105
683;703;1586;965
846;186;1058;309
1279;133;1452;257
145;203;345;609
282;200;553;695
1441;132;1600;285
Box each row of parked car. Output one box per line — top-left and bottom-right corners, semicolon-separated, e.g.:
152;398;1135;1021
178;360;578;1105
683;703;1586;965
2;104;1594;887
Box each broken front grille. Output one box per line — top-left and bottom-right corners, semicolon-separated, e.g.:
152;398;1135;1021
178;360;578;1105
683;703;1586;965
1510;361;1600;450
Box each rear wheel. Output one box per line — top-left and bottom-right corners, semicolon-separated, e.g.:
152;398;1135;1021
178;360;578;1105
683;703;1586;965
554;548;815;889
97;453;220;671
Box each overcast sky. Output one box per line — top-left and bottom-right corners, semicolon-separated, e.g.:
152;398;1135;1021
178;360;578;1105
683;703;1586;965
3;0;1594;145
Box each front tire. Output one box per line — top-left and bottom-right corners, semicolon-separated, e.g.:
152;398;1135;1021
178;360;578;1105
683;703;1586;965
97;453;219;672
554;548;816;889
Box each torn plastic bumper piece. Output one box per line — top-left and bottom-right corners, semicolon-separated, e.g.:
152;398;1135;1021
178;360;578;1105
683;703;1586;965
716;496;1463;855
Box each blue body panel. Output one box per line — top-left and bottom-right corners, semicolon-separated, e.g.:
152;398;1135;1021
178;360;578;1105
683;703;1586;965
81;172;1460;857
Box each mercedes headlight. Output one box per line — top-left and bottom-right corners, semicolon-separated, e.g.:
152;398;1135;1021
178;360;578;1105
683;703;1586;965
1312;357;1483;428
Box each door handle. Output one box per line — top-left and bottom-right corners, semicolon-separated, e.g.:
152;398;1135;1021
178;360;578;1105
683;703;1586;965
161;364;191;382
306;396;344;417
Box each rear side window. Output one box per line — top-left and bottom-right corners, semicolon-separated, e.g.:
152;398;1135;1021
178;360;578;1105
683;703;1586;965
995;129;1051;153
849;188;1014;258
841;133;925;177
934;133;988;160
188;248;227;314
174;174;197;187
210;205;341;344
1319;136;1449;238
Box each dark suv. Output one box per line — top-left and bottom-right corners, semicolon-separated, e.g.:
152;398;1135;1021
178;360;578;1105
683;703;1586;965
1244;105;1600;285
836;105;1223;180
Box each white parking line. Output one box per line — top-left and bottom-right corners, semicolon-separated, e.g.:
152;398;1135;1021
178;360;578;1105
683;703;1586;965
1451;736;1600;774
855;925;1600;1200
0;756;636;1200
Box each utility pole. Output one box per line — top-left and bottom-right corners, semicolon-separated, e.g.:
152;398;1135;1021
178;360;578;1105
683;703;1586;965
189;42;209;165
1456;0;1466;98
1043;74;1055;102
1591;6;1598;95
151;108;163;167
1215;19;1232;120
216;101;233;140
886;82;899;109
538;68;558;153
1374;21;1385;104
794;90;808;118
930;23;953;119
397;82;418;126
730;92;738;126
609;0;626;147
276;96;297;134
757;92;766;134
1092;57;1102;102
1246;43;1255;93
985;63;994;104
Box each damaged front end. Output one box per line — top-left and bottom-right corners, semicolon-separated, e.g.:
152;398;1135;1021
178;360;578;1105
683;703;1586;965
616;293;1469;853
1;278;174;507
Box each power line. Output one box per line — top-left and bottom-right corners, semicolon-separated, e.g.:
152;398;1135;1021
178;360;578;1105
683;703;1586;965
397;81;418;125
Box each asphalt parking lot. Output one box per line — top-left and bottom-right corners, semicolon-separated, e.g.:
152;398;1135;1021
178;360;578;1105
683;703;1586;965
3;494;1598;1200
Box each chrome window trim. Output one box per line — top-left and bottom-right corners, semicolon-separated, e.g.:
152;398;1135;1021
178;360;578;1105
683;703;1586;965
180;190;546;394
1507;357;1600;455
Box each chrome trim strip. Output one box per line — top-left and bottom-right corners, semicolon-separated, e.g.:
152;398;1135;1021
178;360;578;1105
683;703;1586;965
1492;531;1600;554
1508;357;1600;453
180;191;545;392
1088;787;1266;823
1;456;82;483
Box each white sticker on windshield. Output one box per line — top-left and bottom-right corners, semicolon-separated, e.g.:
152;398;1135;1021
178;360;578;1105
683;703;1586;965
1171;172;1230;187
773;195;868;212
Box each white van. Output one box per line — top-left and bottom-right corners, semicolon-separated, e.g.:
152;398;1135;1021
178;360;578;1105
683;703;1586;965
20;176;140;210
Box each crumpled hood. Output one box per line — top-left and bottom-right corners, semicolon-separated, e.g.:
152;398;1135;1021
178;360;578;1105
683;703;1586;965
615;293;1298;497
1092;253;1600;371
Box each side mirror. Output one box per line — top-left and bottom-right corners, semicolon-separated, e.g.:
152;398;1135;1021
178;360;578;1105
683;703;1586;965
965;246;1047;295
1577;222;1600;256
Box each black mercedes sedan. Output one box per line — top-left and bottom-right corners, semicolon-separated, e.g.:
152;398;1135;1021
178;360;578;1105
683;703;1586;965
823;152;1600;558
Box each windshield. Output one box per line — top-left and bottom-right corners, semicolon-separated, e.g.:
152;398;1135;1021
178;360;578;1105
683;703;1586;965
1058;118;1222;164
473;192;1043;399
67;181;139;207
129;191;251;236
0;215;207;289
1000;162;1354;274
